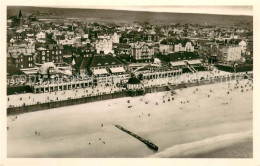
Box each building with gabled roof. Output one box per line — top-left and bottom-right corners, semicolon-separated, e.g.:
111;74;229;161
113;43;131;56
95;38;114;54
89;55;125;76
168;52;202;68
9;52;34;69
131;42;154;63
229;39;247;54
159;38;194;54
36;44;64;64
73;57;92;76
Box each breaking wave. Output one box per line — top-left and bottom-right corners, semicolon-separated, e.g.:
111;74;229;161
150;130;252;158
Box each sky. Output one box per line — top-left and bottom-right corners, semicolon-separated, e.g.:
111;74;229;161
59;6;253;16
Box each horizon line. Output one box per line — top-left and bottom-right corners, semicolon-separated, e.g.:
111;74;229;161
8;6;253;16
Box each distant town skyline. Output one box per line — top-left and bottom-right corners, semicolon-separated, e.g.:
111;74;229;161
55;6;253;16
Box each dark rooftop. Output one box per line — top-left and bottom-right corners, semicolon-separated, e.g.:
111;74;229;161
128;77;141;84
7;65;25;76
160;38;193;46
168;52;199;62
74;57;92;71
89;55;122;68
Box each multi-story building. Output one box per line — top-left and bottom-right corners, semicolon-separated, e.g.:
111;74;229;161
77;44;96;57
131;42;154;63
159;38;194;54
36;44;64;64
9;52;33;69
89;55;125;76
113;43;131;56
159;38;175;55
218;46;242;62
7;53;13;67
238;40;247;54
229;39;247;54
111;32;121;44
8;41;35;54
36;31;46;43
95;38;114;54
12;31;27;41
58;37;76;46
159;44;173;55
174;40;194;52
198;42;219;63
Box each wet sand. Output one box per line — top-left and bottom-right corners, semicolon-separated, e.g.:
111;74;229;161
7;79;253;158
191;139;252;158
150;130;252;158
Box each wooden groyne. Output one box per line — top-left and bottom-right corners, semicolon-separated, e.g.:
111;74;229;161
114;124;158;152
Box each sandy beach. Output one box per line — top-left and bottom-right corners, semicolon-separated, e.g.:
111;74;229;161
7;79;253;157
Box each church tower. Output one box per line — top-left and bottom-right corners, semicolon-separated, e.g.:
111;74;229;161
18;9;23;26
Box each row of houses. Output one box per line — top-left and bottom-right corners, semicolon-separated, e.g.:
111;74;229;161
7;10;252;81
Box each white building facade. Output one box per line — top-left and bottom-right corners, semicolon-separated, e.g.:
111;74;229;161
95;38;114;54
219;46;242;62
174;42;194;52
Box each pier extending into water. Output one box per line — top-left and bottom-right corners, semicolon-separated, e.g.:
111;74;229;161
114;124;159;152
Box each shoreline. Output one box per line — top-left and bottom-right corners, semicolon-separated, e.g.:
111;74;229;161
190;138;253;158
149;130;252;158
7;74;246;116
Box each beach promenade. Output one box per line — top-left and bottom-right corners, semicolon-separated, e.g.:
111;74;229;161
7;69;249;115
